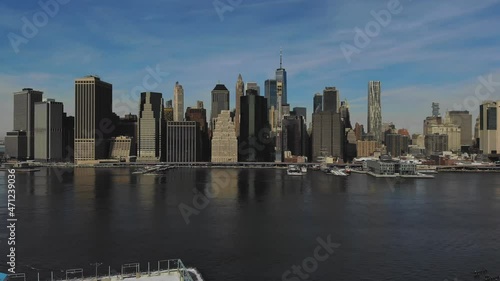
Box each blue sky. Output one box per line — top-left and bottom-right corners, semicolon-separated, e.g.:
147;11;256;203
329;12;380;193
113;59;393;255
1;0;500;137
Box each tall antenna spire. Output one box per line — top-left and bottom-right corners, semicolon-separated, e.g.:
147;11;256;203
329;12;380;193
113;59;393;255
280;47;283;68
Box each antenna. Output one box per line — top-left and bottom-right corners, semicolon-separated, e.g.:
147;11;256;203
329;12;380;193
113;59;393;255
280;47;283;68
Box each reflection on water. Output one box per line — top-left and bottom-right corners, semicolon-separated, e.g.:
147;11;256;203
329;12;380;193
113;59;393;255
2;168;500;281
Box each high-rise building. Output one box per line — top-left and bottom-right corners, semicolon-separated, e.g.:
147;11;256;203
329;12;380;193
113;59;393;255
235;74;244;137
13;88;43;159
186;104;209;161
166;100;173;108
275;49;288;105
211;84;230;129
354;123;364;141
432;102;440;117
109;136;134;162
265;79;277;110
448;110;473;146
282;115;308;157
173;82;184;122
339;100;352;129
165;121;201;162
138;92;164;162
323;87;340;113
425;134;448;155
74;76;113;162
368;81;382;143
34;99;64;161
246;82;260;96
292;107;307;122
4;131;27;160
116;113;137;156
385;134;409;157
211;110;238;162
356;140;378;157
313;93;323;113
62;113;74;161
423;112;461;152
312;111;344;161
479;101;500;154
239;89;273;162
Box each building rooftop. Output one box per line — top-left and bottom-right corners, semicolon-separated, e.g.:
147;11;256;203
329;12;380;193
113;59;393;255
213;84;228;91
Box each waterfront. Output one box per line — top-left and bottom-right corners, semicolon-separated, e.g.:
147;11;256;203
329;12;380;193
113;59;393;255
1;168;500;280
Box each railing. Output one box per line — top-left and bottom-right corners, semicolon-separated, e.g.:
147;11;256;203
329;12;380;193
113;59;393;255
9;259;194;281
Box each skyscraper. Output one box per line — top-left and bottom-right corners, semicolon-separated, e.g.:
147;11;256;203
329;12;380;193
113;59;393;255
448;110;473;146
432;102;440;117
74;76;113;162
282;115;307;157
138;92;164;162
165;121;201;162
312;111;344;161
246;82;260;96
173;82;184;121
368;81;382;143
186;104;209;161
34;99;64;161
265;79;277;110
275;49;288;105
313;93;322;113
235;74;244;137
323;87;340;113
479;101;500;154
240;89;273;162
13;88;43;159
211;83;230;129
211;110;238;162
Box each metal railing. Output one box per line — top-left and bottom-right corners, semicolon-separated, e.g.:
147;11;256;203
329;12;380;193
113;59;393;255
9;259;194;281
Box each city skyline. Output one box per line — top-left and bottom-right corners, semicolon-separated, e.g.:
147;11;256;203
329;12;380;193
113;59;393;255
1;1;500;137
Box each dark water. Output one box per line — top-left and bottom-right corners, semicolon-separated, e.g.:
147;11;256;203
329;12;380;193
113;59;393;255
1;168;500;281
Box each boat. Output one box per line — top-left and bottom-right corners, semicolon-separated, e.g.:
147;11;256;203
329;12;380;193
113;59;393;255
329;167;348;177
300;166;307;173
341;166;351;175
287;165;303;176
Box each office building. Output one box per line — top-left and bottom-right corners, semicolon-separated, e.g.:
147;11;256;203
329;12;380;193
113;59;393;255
282;115;307;157
34;99;64;161
432;102;440;117
292;107;307;122
109;136;134;162
448;110;473;146
235;74;244;137
239;89;273;162
62;113;74;160
354;123;364;141
173;82;184;121
312;111;344;161
211;110;238;162
186;104;209;161
276;49;288;105
479;101;500;154
313;93;323;113
211;84;230;129
166;121;201;162
368;81;382;143
13;88;43;159
265;79;277;110
246;82;260;96
74;75;113;162
323;87;340;113
138;92;164;162
4;131;27;160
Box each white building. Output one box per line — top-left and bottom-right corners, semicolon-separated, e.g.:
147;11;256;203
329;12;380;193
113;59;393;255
211;110;238;162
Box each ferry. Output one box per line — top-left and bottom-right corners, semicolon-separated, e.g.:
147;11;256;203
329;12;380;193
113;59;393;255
329;167;349;177
287;165;303;176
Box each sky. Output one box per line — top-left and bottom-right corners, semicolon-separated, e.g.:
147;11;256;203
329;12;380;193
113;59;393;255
1;0;500;138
